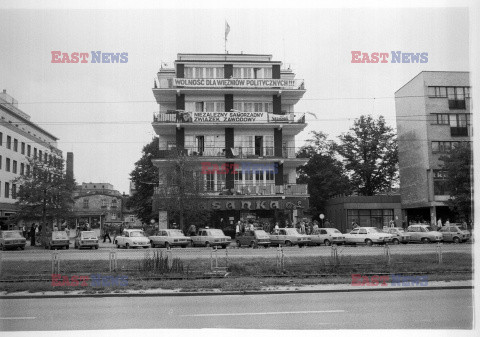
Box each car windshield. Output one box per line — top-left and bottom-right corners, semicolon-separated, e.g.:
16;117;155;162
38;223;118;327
285;228;300;235
331;229;341;234
130;231;146;237
4;231;23;239
423;226;432;232
169;230;185;236
81;231;97;239
369;228;383;233
53;232;68;240
207;229;225;236
395;228;405;233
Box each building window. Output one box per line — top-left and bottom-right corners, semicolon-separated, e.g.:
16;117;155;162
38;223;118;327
21;142;25;154
27;145;31;157
13;139;18;152
12;160;17;174
433;170;449;196
39;150;43;162
111;213;117;220
0;132;2;146
447;87;466;109
0;155;2;170
7;135;11;149
205;67;214;78
263;67;272;79
20;163;25;175
101;199;107;208
428;86;447;98
194;67;203;78
215;67;224;79
5;182;9;198
450;114;469;137
6;158;10;172
12;184;16;199
34;148;37;159
184;67;193;78
111;199;118;208
233;67;242;78
83;199;89;208
434;114;449;125
26;164;30;176
44;152;48;162
347;209;394;228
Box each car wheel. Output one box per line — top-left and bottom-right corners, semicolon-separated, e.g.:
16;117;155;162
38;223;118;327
150;241;155;248
126;243;130;249
66;245;69;250
392;238;400;245
365;239;373;246
181;245;187;248
250;241;256;248
95;245;99;249
285;240;293;247
264;245;269;248
298;244;304;248
190;240;195;247
165;242;170;249
221;245;227;249
453;237;460;244
421;238;430;244
324;239;331;246
20;246;25;250
205;242;211;248
236;240;241;248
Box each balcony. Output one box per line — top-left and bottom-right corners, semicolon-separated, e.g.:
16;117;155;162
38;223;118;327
154;183;308;197
157;146;297;159
153;111;306;124
161;78;305;90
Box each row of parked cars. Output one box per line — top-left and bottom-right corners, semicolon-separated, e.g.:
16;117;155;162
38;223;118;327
0;223;471;251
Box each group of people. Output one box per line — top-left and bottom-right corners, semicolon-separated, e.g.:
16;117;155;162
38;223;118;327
234;219;323;236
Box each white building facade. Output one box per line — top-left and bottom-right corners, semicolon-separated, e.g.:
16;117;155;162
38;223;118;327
0;89;62;229
151;53;309;229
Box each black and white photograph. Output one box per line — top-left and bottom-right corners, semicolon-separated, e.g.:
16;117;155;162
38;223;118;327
0;0;478;336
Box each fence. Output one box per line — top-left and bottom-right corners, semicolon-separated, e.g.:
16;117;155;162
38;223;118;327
0;242;472;283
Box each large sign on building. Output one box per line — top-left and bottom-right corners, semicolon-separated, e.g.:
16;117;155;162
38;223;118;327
173;78;299;89
192;112;267;123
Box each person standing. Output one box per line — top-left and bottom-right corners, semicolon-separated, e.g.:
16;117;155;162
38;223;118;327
103;225;112;243
235;221;240;237
188;224;197;237
30;224;36;247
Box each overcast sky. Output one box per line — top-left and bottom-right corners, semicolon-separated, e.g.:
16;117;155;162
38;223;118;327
0;5;470;194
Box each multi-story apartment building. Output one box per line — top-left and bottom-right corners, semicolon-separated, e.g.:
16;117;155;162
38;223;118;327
0;90;63;229
395;71;471;224
151;53;309;229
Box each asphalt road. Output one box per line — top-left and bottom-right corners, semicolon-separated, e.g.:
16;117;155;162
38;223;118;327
0;288;473;330
0;242;473;261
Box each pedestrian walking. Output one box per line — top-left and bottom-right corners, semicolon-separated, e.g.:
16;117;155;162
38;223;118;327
30;224;36;247
188;224;197;237
235;221;240;237
102;225;112;243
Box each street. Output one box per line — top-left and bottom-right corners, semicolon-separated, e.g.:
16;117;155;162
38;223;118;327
0;288;473;330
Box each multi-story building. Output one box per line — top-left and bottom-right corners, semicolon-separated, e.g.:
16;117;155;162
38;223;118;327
151;53;309;229
0;89;63;229
72;182;124;232
395;71;471;224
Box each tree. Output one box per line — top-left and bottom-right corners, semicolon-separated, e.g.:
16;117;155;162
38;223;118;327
13;156;75;235
297;131;351;217
127;137;160;223
335;115;398;196
154;154;212;233
440;143;473;222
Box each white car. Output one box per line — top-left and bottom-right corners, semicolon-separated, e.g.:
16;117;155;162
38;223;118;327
191;228;231;248
114;229;150;249
309;228;345;246
149;229;191;248
269;228;311;247
344;227;393;246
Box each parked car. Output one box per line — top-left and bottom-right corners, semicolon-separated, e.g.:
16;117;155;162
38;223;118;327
383;227;411;244
149;229;191;248
309;228;345;246
406;224;443;243
269;228;311;247
191;228;231;248
344;227;393;246
39;231;70;250
438;225;470;243
236;230;271;248
74;231;99;249
114;229;150;249
0;230;26;250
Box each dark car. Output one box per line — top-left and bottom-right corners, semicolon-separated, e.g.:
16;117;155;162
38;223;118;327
74;231;99;249
236;230;271;248
0;230;26;250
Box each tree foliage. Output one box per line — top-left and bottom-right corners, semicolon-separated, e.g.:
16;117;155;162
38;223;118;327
335;115;398;196
297;131;351;217
13;157;75;234
127;137;160;223
440;143;473;221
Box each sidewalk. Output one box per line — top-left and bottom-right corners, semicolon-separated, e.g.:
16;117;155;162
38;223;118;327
0;280;473;299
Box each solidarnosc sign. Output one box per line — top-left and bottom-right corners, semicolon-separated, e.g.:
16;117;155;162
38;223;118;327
193;112;267;123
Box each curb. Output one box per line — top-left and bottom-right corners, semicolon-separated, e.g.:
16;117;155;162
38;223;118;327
0;285;473;300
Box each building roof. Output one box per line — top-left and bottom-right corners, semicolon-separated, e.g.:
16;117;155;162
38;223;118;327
395;71;470;94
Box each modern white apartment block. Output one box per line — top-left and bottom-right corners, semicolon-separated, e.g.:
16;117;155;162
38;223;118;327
395;71;471;224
